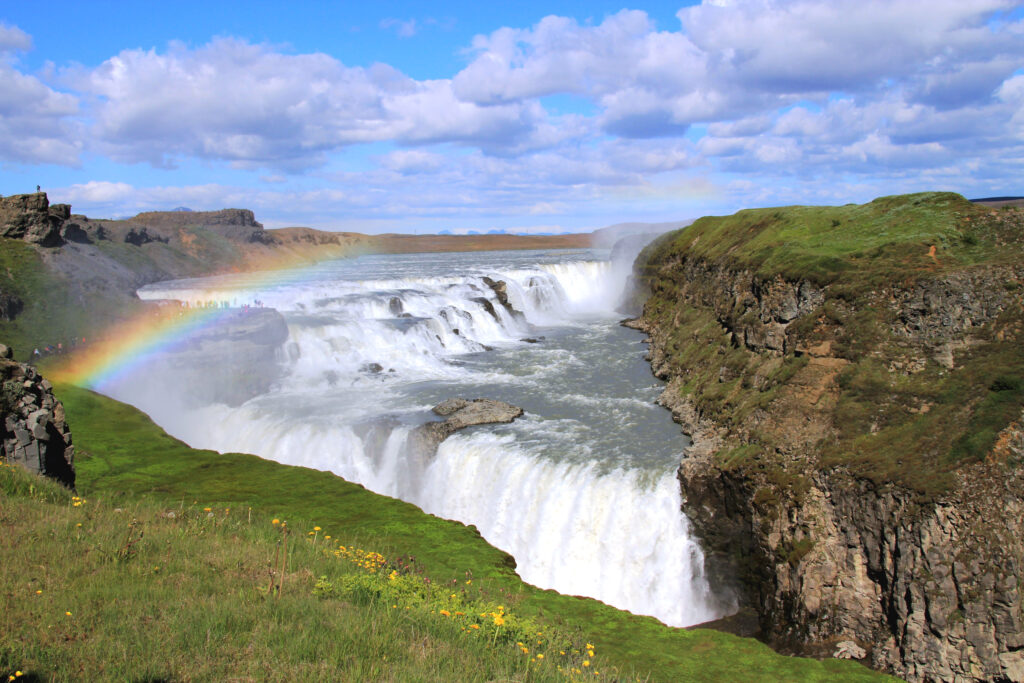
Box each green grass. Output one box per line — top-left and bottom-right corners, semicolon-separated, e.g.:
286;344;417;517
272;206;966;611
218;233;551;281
0;239;122;359
646;192;1006;292
26;382;893;682
0;461;614;682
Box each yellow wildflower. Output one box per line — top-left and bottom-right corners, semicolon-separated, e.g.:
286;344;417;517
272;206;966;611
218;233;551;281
314;526;321;531
493;615;505;626
65;611;72;616
470;624;480;630
440;609;451;617
537;653;544;660
583;660;590;667
35;590;42;595
203;507;211;512
272;518;280;525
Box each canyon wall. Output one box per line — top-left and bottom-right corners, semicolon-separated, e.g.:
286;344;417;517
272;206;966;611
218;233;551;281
632;193;1024;681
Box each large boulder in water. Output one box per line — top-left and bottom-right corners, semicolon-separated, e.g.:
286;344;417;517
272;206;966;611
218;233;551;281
411;398;523;455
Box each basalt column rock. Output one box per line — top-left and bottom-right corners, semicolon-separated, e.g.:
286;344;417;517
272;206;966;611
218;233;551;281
0;344;74;488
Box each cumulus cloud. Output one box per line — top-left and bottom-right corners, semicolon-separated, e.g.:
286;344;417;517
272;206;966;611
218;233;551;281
8;3;1024;226
0;24;81;165
66;38;558;170
0;23;32;52
452;1;1024;146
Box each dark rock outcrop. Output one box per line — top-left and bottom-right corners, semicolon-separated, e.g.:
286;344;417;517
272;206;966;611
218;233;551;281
0;344;74;488
60;220;92;244
0;193;67;247
0;291;23;321
129;208;269;243
481;277;525;321
124;227;170;246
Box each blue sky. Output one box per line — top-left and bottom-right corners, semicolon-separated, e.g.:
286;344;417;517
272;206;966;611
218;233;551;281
1;1;1022;233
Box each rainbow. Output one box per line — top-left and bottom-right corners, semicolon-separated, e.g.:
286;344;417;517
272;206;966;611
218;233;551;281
52;248;352;390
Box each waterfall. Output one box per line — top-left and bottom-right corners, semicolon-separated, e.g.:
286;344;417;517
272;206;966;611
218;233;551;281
116;249;732;627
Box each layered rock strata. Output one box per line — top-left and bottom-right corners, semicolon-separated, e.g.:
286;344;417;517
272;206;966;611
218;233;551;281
631;197;1024;682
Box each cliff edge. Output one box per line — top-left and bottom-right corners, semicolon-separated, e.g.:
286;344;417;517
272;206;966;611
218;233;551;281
632;192;1024;682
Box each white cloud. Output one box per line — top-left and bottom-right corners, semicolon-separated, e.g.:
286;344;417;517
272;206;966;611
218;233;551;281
381;149;445;174
678;0;1022;93
380;18;419;38
63;180;136;203
0;23;32;52
0;25;81;165
451;1;1024;141
66;38;559;170
7;4;1024;226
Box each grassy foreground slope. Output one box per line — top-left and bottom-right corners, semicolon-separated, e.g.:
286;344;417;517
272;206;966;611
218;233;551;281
5;383;889;682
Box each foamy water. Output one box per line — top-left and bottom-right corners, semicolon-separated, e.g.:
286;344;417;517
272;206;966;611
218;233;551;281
107;248;732;626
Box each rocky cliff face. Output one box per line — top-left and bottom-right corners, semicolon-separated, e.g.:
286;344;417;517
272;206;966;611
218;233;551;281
632;196;1024;682
0;344;74;488
0;192;70;247
129;208;269;243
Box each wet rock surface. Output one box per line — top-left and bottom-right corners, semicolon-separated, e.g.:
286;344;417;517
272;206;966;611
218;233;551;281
0;344;74;488
411;398;524;455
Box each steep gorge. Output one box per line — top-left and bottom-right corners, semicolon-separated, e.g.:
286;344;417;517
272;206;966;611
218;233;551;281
631;193;1024;682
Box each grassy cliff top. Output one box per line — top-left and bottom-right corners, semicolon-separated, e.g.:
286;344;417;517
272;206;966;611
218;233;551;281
651;192;1022;291
637;192;1024;496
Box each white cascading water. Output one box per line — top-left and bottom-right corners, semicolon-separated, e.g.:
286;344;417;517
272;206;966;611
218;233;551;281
111;248;733;627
